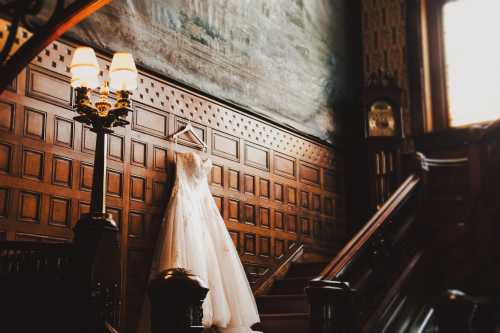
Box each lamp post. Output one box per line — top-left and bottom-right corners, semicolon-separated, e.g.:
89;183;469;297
69;46;138;330
71;47;137;223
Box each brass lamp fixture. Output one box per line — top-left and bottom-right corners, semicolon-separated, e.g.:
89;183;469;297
70;46;137;224
69;46;137;329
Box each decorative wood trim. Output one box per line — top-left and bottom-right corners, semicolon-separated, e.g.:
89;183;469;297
244;142;270;171
23;108;47;141
132;103;169;139
51;155;73;188
0;0;113;93
317;175;421;280
54;116;74;149
26;65;72;109
0;99;15;132
273;152;297;180
299;160;321;187
212;130;240;162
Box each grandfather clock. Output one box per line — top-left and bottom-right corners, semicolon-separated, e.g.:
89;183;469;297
363;69;404;210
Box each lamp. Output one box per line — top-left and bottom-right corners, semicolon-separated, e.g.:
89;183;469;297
70;46;137;221
70;47;99;89
110;52;138;92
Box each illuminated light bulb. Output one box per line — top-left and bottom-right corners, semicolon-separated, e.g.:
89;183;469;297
109;52;138;92
70;47;99;89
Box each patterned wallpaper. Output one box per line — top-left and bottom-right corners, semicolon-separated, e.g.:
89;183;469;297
361;0;412;138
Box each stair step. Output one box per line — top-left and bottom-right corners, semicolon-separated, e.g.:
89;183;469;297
257;294;309;314
286;261;328;278
259;313;310;333
269;277;312;295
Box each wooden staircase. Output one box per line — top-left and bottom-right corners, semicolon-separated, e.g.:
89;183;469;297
256;253;329;333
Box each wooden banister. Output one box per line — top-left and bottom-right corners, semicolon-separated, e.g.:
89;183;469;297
254;243;304;296
479;118;500;144
0;218;121;333
306;150;495;332
418;156;468;168
316;174;422;281
307;151;472;332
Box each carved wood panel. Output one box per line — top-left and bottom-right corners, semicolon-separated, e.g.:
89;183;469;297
0;39;344;333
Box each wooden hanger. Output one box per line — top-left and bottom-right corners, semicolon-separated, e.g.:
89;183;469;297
170;122;208;152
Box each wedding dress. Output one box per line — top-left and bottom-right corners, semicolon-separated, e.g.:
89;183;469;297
147;151;261;333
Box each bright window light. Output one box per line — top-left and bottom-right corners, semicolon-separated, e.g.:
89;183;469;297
443;0;500;127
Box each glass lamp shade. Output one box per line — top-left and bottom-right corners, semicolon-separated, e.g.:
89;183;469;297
109;52;138;92
70;47;99;89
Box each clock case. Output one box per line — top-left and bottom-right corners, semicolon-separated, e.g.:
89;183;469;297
363;70;404;142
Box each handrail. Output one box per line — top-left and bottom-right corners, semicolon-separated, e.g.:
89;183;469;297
479;117;500;144
416;152;468;170
254;243;304;296
316;173;422;281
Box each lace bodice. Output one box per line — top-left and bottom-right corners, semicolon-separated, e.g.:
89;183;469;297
176;152;212;189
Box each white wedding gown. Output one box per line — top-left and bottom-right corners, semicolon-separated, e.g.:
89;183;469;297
145;151;261;333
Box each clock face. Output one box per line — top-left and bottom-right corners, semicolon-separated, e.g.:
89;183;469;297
368;100;397;137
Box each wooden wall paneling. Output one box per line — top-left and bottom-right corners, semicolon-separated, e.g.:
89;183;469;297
259;207;270;229
130;140;147;168
0;141;13;174
0;187;8;220
0;100;15;132
54;116;74;148
132;103;168;139
259;177;270;199
211;163;224;188
48;196;71;228
0;39;343;333
273;152;297;180
174;117;207;149
24;108;46;141
299;161;321;187
212;131;240;161
25;65;72;109
244;143;270;171
17;190;41;224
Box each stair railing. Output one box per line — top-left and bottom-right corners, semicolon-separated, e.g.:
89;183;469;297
306;152;470;333
0;229;121;333
306;156;426;333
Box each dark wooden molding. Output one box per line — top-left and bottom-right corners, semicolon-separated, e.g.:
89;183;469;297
0;0;112;93
316;173;422;281
0;37;343;331
406;0;426;136
407;0;456;133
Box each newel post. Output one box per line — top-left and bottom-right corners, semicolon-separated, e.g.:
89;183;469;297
306;280;356;333
148;268;209;333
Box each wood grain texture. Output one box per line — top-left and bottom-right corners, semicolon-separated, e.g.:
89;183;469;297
0;39;344;333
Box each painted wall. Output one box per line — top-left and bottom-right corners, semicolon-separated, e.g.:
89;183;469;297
67;0;358;142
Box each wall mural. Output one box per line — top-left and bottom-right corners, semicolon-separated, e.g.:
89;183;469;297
65;0;355;142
